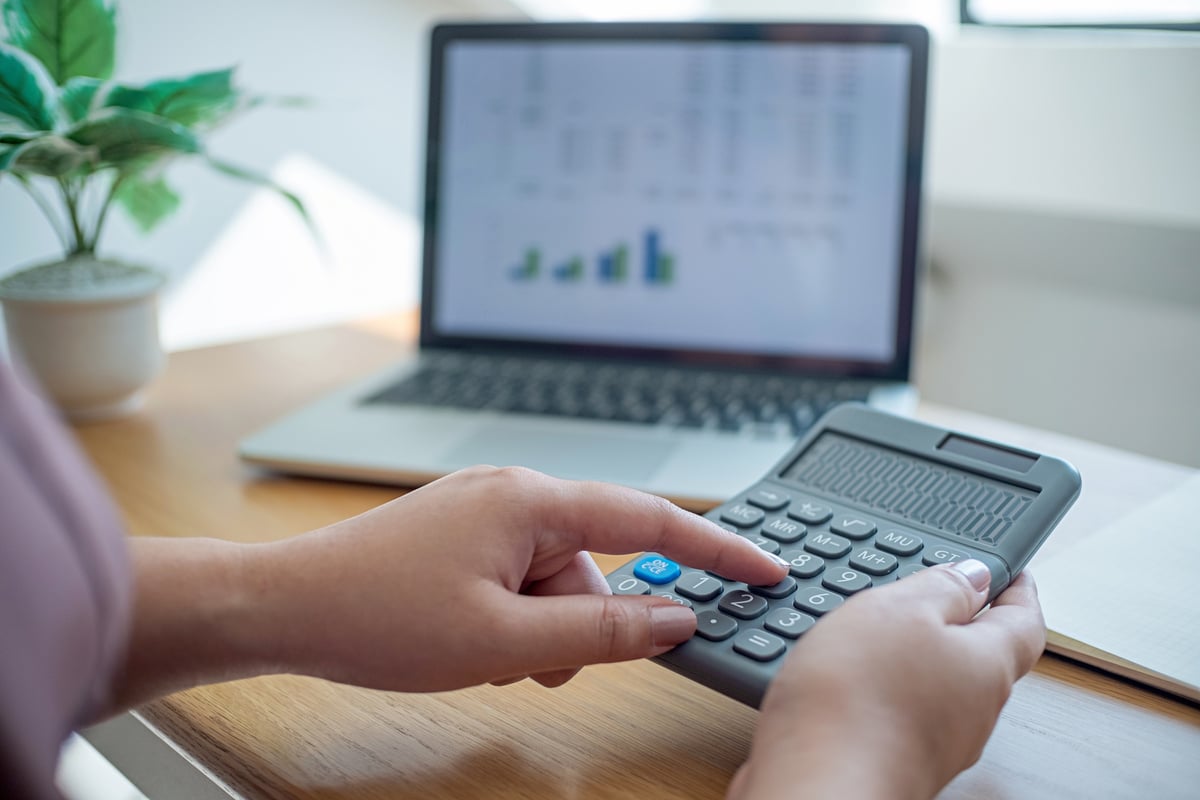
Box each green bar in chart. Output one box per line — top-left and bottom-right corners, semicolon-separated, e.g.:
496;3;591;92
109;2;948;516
612;244;628;281
510;247;540;281
657;253;675;284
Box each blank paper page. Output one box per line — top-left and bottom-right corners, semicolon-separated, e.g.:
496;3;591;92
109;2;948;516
1035;473;1200;696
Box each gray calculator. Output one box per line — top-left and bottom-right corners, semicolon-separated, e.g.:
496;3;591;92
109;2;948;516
606;403;1081;707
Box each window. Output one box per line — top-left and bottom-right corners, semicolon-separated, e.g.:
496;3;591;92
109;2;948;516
961;0;1200;30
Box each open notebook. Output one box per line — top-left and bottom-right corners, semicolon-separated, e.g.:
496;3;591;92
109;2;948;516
1036;473;1200;703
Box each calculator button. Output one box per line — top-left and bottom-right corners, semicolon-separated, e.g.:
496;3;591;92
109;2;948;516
787;501;833;525
653;591;693;609
733;629;787;662
922;546;973;566
875;529;924;556
675;571;724;602
633;555;682;585
897;563;927;579
822;567;873;595
694;610;738;641
609;575;651;595
780;549;825;578
794;586;845;616
749;576;798;599
831;517;877;540
746;488;790;511
720;504;766;528
746;535;782;555
762;517;806;544
849;548;898;576
718;590;770;620
804;532;851;559
764;608;816;639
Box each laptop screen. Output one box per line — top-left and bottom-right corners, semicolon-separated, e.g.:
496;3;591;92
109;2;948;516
421;23;928;381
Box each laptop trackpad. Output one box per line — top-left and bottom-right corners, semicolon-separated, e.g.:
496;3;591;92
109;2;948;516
442;426;673;484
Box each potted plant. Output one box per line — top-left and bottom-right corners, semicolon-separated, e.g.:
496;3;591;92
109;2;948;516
0;0;306;420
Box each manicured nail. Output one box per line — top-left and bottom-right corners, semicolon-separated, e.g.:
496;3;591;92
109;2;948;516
953;559;992;593
650;604;698;647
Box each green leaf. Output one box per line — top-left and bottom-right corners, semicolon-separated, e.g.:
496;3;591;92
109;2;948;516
68;107;200;168
102;67;240;129
60;75;102;122
0;42;58;131
2;0;116;84
1;132;87;174
207;155;320;246
113;172;180;232
0;128;40;144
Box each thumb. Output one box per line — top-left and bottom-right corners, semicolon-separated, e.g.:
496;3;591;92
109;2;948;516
496;593;698;675
877;559;993;624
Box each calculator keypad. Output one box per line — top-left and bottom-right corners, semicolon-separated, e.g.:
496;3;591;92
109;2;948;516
607;482;1006;682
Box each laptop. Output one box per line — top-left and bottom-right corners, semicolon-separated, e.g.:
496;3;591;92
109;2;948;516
239;21;930;510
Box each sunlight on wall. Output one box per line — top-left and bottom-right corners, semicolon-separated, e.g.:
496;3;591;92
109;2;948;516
162;154;421;352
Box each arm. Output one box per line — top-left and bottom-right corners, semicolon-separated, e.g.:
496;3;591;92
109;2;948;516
728;563;1046;800
101;465;789;715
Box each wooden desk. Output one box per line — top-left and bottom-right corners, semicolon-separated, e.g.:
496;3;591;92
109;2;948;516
73;315;1200;799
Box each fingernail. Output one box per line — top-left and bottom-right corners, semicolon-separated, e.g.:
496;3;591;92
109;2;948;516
650;604;697;647
769;553;789;568
952;559;992;593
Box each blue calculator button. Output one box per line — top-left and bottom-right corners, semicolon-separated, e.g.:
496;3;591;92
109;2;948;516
633;555;682;585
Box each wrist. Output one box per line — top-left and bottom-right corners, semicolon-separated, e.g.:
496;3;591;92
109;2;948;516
106;537;284;712
730;704;935;800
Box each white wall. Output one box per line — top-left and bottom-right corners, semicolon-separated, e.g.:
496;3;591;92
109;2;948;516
2;0;1197;466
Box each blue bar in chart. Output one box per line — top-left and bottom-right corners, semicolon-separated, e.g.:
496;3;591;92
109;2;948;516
644;229;660;284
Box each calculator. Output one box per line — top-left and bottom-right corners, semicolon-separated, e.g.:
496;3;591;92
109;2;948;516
606;403;1081;707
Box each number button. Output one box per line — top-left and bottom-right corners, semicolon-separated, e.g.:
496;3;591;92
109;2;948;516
749;576;798;599
804;531;851;559
831;517;877;540
718;590;769;620
764;608;816;639
633;555;681;585
694;610;738;641
762;517;806;544
922;546;972;566
746;488;790;511
876;529;924;556
720;503;766;528
788;501;833;525
794;586;844;616
748;535;782;555
733;629;787;662
780;549;825;579
849;548;898;576
822;567;872;595
609;575;650;595
675;571;724;602
654;592;693;609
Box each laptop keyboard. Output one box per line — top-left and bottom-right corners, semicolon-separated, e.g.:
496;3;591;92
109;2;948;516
363;354;872;439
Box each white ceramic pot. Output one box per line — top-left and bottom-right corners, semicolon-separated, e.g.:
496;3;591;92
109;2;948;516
0;255;166;421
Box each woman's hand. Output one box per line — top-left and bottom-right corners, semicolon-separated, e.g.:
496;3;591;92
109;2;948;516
728;561;1045;800
254;465;788;692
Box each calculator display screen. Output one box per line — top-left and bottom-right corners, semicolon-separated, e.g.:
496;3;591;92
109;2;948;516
780;432;1038;545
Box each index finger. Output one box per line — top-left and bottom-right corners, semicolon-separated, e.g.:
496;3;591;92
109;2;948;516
533;475;788;587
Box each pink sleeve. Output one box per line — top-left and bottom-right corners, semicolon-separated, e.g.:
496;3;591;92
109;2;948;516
0;359;132;800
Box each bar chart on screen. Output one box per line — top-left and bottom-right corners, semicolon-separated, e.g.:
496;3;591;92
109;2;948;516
435;38;910;359
509;229;676;287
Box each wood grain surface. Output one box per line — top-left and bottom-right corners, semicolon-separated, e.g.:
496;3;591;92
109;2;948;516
70;314;1200;799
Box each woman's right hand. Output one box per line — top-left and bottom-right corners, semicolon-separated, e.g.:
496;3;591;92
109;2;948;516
729;561;1045;800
